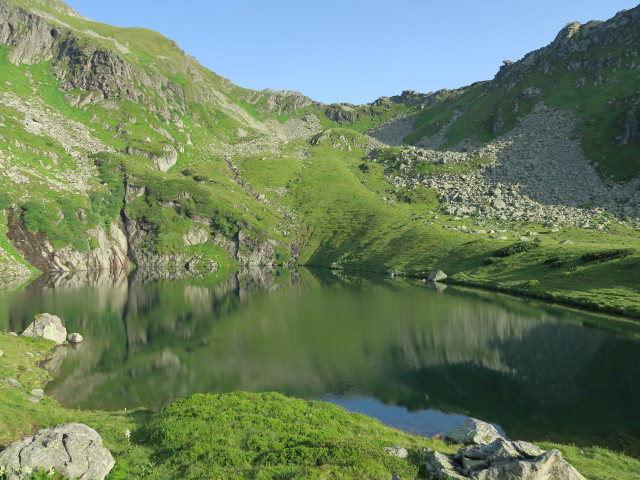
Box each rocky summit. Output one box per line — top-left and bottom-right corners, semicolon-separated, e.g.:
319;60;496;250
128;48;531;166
0;0;638;316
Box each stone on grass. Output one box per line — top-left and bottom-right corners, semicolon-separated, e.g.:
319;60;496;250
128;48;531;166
428;270;448;283
27;396;41;404
30;388;45;398
0;423;115;480
1;378;22;388
0;349;3;356
21;313;67;344
383;445;409;458
445;418;503;446
559;239;574;245
67;332;84;343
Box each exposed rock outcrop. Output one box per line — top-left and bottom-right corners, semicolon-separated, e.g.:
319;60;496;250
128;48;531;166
7;214;129;274
0;2;61;65
425;419;585;480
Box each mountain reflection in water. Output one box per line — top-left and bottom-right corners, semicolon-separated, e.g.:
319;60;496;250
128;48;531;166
1;267;639;455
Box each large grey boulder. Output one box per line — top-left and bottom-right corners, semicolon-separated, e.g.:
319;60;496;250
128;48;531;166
424;437;586;480
21;313;67;344
445;418;503;446
428;270;448;283
0;423;114;480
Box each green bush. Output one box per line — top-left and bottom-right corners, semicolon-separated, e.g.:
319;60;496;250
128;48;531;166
0;192;12;209
493;242;540;258
581;249;635;263
544;256;566;268
22;200;50;233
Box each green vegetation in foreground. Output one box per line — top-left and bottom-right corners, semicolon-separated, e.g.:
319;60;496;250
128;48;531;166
2;334;640;479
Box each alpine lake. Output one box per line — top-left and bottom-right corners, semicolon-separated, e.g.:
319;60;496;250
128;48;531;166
1;267;639;458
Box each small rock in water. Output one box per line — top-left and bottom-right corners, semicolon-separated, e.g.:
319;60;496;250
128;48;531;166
67;332;84;343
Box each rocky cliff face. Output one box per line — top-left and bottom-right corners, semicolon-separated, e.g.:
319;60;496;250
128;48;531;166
0;1;60;64
7;213;130;273
495;8;640;84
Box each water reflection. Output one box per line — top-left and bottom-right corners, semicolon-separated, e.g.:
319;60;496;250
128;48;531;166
1;267;639;455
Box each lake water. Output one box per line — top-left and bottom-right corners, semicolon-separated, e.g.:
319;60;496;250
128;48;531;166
1;267;640;455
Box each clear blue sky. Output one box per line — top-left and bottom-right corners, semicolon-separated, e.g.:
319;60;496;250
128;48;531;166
63;0;638;105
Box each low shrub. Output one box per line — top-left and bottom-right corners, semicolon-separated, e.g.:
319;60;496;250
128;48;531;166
493;242;540;258
0;192;12;209
544;256;566;268
581;249;634;263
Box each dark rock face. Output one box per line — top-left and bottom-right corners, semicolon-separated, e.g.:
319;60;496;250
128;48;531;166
495;6;640;84
55;36;138;101
614;109;640;145
0;423;115;480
